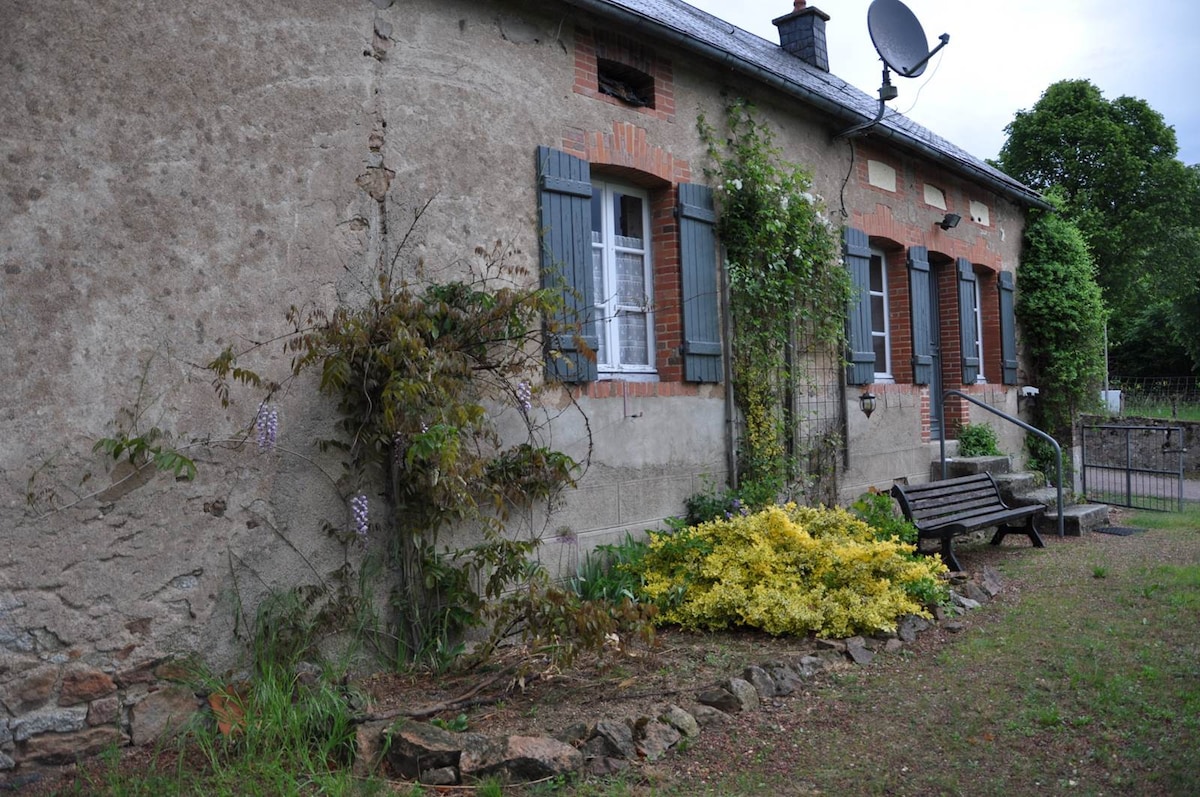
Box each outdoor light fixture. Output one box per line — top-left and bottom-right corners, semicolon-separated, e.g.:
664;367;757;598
859;391;877;418
939;212;962;230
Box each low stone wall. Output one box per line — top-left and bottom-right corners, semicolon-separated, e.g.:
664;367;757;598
1080;416;1199;477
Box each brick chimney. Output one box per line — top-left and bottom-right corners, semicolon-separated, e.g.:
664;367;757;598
773;0;831;72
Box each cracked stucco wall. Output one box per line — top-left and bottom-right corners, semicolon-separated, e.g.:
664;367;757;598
0;0;730;775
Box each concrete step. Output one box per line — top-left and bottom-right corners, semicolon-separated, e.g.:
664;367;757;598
995;471;1044;504
1008;485;1060;509
1037;503;1110;537
931;456;1012;481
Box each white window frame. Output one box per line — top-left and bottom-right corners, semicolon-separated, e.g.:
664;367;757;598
591;180;656;376
869;247;893;382
972;277;986;383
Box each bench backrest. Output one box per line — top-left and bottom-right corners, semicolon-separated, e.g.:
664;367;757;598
890;472;1005;530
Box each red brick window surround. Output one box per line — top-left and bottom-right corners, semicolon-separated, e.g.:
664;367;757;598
574;28;675;122
560;123;694;383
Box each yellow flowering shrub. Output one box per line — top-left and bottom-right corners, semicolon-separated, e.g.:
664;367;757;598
636;504;947;638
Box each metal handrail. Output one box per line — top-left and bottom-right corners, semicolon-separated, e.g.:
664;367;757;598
939;390;1064;537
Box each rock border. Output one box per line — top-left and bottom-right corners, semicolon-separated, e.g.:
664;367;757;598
358;566;1005;785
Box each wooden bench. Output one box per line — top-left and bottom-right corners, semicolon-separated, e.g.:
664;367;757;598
890;473;1046;572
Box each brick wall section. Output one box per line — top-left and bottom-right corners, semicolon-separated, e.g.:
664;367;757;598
573;28;675;123
849;141;1017;442
560;122;701;395
885;249;912;383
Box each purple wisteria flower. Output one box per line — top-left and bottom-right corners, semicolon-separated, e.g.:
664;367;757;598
516;381;533;415
255;402;278;451
351;494;369;546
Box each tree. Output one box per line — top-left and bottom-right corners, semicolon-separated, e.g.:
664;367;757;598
996;79;1200;375
1016;191;1107;444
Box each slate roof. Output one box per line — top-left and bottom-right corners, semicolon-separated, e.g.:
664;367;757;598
565;0;1047;207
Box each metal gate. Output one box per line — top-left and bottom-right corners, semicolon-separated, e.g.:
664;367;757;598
1081;424;1186;511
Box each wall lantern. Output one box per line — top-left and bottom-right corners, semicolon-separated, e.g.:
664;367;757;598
938;212;962;230
859;391;877;418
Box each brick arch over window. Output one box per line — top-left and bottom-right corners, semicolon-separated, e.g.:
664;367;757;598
540;131;720;390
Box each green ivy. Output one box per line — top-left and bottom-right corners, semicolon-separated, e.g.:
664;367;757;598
1017;190;1107;460
699;100;851;505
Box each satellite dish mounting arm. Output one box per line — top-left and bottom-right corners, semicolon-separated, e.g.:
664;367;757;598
898;32;949;77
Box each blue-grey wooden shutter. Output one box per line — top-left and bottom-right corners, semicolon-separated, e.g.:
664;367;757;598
998;270;1018;385
907;245;934;385
844;227;874;385
536;146;597;382
678;183;721;383
957;258;980;384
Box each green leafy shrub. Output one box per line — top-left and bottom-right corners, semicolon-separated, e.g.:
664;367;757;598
683;482;748;526
633;504;947;638
956;422;1002;457
850;488;918;546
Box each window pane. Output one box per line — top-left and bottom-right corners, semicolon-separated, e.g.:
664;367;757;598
613;192;644;243
591;192;603;236
870;296;886;334
619;313;649;365
873;335;887;371
594;316;608;366
616;253;645;305
869;255;884;293
592;245;605;303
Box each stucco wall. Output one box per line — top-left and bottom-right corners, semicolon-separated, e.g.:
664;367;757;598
0;0;1032;772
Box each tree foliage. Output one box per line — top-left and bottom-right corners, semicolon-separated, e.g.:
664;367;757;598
1016;191;1107;439
996;79;1200;375
998;78;1195;376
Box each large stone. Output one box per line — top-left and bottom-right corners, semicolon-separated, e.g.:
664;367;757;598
1;665;57;712
795;655;825;678
742;665;777;698
658;704;700;738
632;717;681;761
950;591;982;611
696;687;741;714
690;704;729;727
59;666;117;706
898;614;932;643
352;720;390;778
844;636;875;666
384;720;488;779
723;677;759;711
962;580;991;605
764;663;803;695
580;719;636;760
461;735;583;781
12;707;87;741
21;726;127;765
128;685;199;746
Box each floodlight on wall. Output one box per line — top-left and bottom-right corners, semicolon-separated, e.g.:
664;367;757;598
859;391;877;418
939;212;961;230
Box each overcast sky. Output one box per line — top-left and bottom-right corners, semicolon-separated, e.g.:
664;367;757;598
681;0;1200;167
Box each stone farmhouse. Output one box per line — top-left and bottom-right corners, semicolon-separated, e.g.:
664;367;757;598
0;0;1044;773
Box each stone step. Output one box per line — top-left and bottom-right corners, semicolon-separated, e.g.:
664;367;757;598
931;455;1011;481
1037;503;1110;537
994;471;1044;504
1007;485;1060;509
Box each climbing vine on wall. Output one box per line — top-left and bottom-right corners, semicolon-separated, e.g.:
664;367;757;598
205;239;586;665
699;100;851;506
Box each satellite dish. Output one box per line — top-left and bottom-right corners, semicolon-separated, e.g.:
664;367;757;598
867;0;949;79
835;0;950;139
